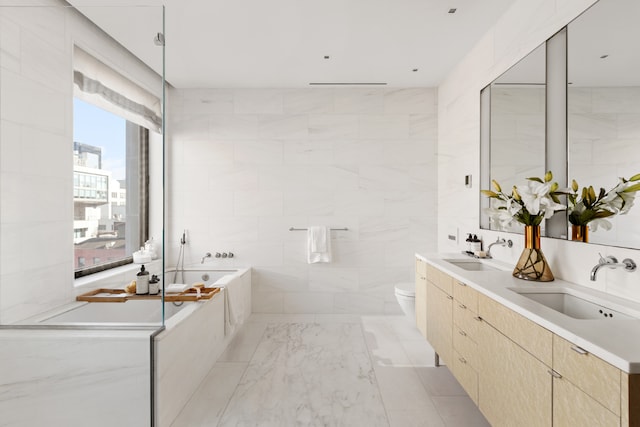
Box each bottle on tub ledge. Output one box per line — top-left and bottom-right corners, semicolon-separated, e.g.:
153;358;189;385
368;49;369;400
136;265;150;295
149;275;160;295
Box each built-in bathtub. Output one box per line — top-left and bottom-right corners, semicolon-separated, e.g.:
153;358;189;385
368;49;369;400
0;267;252;427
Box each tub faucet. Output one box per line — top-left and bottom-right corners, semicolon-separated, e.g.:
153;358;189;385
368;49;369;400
590;254;637;281
201;252;212;264
486;237;512;258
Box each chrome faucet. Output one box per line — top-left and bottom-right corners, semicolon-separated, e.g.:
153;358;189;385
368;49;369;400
201;252;212;264
486;237;512;258
590;254;637;281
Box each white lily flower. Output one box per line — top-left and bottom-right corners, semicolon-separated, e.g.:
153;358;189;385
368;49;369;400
589;218;613;232
518;181;550;216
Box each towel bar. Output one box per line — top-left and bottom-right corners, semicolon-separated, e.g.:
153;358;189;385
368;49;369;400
289;227;348;231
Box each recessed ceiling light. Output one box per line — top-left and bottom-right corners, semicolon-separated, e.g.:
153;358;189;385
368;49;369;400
600;54;609;59
448;8;457;14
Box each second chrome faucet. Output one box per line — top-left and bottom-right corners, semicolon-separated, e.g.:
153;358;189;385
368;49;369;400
590;254;637;281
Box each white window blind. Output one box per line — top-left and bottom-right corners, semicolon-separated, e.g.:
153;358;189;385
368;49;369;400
73;46;162;132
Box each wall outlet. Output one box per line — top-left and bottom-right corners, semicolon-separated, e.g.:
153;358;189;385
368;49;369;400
447;227;458;243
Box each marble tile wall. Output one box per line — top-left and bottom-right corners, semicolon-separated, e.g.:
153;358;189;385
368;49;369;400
168;88;438;314
437;0;640;303
0;2;163;323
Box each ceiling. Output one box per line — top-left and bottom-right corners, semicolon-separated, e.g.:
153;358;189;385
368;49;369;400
69;0;516;89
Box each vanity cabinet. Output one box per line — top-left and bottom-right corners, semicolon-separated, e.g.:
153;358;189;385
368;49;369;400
422;260;640;427
477;293;553;426
415;258;428;338
452;280;480;403
426;280;453;366
552;335;621;426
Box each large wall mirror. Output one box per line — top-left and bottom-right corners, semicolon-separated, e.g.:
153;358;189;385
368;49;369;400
481;0;640;250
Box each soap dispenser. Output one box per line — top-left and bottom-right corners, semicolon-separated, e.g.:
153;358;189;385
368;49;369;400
136;265;149;295
471;235;482;252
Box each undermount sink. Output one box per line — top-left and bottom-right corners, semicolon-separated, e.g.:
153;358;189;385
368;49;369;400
509;287;639;320
443;259;502;272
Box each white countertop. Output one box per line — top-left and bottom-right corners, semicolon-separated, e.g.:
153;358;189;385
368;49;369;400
418;252;640;374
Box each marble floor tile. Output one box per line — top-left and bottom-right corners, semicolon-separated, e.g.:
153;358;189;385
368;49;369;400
218;323;388;427
431;396;490;427
171;362;248;427
173;316;489;427
217;322;267;362
415;367;467;397
387;408;445;427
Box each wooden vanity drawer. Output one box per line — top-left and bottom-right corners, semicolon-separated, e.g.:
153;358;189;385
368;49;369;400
479;293;553;366
553;374;620;426
453;302;480;339
416;258;427;276
454;325;478;368
453;280;478;312
452;349;478;404
427;264;453;294
553;335;620;415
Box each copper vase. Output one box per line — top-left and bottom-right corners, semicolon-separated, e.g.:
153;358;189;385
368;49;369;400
571;224;589;243
512;225;554;282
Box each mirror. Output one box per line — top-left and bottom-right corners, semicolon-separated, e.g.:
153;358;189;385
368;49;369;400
567;0;640;248
480;43;547;234
481;0;640;249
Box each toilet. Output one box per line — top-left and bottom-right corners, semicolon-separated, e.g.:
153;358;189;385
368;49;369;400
394;282;416;320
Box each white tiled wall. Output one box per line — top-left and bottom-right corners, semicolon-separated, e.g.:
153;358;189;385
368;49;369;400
437;0;640;303
0;2;163;323
168;88;438;314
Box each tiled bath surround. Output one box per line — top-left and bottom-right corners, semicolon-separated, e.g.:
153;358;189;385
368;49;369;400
168;88;438;314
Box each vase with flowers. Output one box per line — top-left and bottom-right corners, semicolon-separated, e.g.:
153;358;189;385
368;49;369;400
567;175;640;242
481;171;566;282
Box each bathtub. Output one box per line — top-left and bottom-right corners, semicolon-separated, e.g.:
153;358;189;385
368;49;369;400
33;267;249;327
6;267;251;427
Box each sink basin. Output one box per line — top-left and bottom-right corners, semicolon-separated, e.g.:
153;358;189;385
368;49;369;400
509;288;638;320
443;259;501;272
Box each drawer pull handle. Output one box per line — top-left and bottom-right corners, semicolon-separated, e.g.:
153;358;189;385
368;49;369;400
459;357;467;364
447;295;454;300
458;330;467;336
548;369;562;379
457;282;467;287
473;316;482;322
458;303;467;309
571;345;588;355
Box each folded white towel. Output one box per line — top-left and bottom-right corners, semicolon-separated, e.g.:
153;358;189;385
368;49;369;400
213;274;238;335
307;226;332;263
213;274;234;287
166;283;188;293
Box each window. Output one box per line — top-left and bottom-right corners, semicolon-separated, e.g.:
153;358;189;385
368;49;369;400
73;99;149;277
72;46;160;278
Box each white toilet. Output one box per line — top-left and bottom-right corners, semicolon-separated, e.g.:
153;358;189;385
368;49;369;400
394;282;416;320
